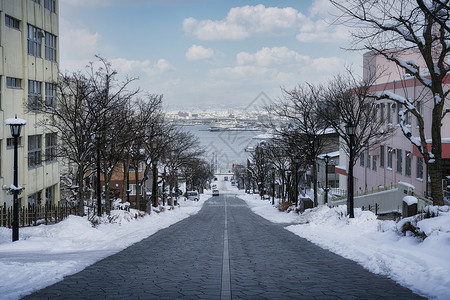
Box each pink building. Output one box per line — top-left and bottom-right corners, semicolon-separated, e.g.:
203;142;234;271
338;51;450;198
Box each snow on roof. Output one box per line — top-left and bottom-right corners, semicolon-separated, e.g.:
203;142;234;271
318;151;340;159
403;195;418;205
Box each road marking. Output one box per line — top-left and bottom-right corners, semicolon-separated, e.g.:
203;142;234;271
221;198;231;300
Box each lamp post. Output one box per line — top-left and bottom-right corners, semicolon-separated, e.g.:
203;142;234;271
293;157;300;206
345;122;356;218
152;158;159;207
285;170;292;203
324;154;330;206
95;132;103;217
5;116;27;242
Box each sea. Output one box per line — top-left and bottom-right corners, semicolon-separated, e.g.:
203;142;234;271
180;124;264;173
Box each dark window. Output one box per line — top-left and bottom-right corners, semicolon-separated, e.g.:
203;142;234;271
360;151;365;167
397;149;403;174
45;83;56;107
7;137;22;148
387;147;393;169
27;24;42;57
45;32;57;61
405;151;412;177
28;80;42;110
28;135;42;168
380;145;385;168
32;0;40;4
45;133;57;162
44;0;56;12
7;77;22;89
45;186;54;205
417;157;424;179
372;156;377;171
5;15;20;30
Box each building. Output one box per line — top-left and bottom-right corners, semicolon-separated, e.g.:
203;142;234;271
0;0;60;207
337;50;450;198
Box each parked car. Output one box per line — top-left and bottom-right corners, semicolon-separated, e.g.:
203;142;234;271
187;191;199;201
212;189;220;196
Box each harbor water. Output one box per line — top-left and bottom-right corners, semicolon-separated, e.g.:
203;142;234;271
180;124;263;173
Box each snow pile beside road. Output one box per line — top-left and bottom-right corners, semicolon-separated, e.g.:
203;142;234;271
237;193;298;223
239;193;450;300
0;194;210;300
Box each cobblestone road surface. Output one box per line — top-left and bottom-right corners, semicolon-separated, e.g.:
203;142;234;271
23;194;425;299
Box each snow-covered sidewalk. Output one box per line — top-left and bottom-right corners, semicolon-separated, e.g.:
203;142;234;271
238;192;450;300
0;195;210;300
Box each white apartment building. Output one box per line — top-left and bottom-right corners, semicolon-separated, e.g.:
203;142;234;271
337;51;450;198
0;0;59;207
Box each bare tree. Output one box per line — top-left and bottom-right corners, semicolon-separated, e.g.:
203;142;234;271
319;71;393;216
267;84;329;206
331;0;450;205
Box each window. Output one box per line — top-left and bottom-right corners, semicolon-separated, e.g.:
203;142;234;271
7;137;22;148
397;149;403;174
5;15;20;30
28;193;38;206
405;110;412;126
367;153;371;169
45;83;56;107
372;156;377;171
380;145;385;168
32;0;40;4
397;103;403;125
416;101;423;127
129;184;137;195
45;186;54;206
417;157;424;179
45;133;57;162
7;77;22;89
27;24;42;57
387;103;393;124
28;80;42;110
28;135;42;168
45;32;57;61
44;0;56;12
380;103;385;123
405;151;412;177
387;147;393;169
360;151;365;167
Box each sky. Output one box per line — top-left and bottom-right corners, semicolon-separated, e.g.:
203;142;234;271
59;0;361;110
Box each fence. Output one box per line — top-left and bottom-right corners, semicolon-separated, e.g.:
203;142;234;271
0;203;75;228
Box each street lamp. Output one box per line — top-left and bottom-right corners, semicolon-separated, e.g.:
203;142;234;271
345;122;356;218
324;154;330;206
95;132;103;217
5;116;27;242
293;156;300;207
285;170;292;203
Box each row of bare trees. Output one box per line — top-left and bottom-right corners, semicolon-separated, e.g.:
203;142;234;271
39;56;212;216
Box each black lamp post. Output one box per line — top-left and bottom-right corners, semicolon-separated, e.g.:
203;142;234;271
95;132;103;217
324;154;330;206
5;116;26;242
152;158;159;207
345;122;356;218
285;170;292;203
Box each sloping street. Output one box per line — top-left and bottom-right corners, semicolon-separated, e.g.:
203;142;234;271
23;192;425;300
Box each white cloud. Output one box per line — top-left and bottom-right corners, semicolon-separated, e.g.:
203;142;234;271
310;57;346;73
296;19;350;43
237;47;309;67
186;45;214;61
183;4;305;40
111;58;174;78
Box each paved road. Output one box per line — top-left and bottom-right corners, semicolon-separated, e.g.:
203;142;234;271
23;194;425;299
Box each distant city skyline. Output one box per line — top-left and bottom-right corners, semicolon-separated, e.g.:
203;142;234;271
60;0;362;109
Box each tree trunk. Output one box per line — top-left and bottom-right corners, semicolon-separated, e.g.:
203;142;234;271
122;157;131;202
430;107;444;205
77;165;85;216
151;162;158;207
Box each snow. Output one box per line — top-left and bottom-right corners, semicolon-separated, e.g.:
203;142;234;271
403;195;418;205
0;195;210;300
238;192;450;300
4;118;27;126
